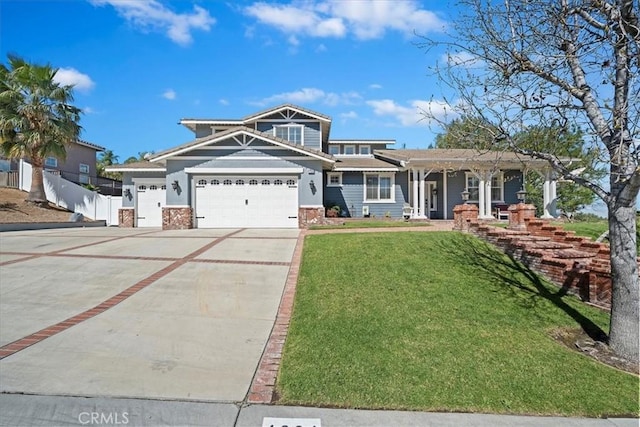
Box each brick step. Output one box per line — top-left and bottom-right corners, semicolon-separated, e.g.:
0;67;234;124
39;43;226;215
528;241;574;250
550;249;596;259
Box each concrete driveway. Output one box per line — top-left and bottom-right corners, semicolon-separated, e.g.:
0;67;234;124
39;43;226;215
0;227;299;402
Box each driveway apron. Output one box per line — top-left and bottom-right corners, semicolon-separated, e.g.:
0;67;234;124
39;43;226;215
0;227;299;402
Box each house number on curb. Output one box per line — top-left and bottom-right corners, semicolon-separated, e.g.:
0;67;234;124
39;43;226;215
262;417;321;427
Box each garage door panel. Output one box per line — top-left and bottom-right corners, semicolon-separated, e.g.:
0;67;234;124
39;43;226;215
195;176;298;228
137;184;165;227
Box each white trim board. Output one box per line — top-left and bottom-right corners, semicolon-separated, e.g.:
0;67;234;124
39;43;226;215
185;167;304;174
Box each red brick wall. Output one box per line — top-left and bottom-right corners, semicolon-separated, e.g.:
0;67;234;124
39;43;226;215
162;207;193;230
118;208;135;228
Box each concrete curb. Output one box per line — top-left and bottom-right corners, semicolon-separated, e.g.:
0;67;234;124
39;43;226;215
0;221;107;232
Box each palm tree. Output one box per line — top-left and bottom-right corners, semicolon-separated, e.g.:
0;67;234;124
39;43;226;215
97;149;119;179
0;55;81;205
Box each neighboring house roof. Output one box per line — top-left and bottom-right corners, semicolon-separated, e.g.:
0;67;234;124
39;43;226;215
333;157;399;172
329;139;396;145
375;149;551;170
149;126;335;164
76;139;105;152
105;161;166;172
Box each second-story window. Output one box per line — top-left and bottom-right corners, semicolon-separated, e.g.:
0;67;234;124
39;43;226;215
274;124;303;145
45;157;58;168
359;145;371;155
344;145;356;155
328;146;339;155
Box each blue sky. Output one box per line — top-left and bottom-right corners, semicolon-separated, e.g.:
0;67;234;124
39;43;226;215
1;0;459;162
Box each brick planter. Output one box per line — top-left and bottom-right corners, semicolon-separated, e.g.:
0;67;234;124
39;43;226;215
507;203;536;230
453;204;479;231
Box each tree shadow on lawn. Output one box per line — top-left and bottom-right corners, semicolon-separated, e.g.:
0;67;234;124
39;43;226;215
436;234;608;343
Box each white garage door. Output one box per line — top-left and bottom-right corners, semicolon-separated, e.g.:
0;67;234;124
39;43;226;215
136;183;166;227
195;176;298;228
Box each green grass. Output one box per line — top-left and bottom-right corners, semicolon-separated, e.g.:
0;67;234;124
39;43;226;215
277;232;639;416
309;219;431;230
554;220;608;241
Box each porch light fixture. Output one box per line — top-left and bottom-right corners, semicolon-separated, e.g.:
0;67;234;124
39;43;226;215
171;180;180;191
123;188;132;201
461;190;470;204
432;188;438;197
516;188;527;202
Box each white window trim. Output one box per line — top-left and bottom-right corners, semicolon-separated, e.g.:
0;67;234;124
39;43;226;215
363;172;395;203
343;145;356;155
79;163;90;174
359;145;371;155
327;172;342;187
465;172;505;203
273;123;304;146
44;157;58;168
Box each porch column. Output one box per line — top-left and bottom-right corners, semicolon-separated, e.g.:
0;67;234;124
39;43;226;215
478;173;486;218
419;169;426;218
549;178;558;217
412;168;419;218
542;170;553;218
443;169;448;220
485;174;493;219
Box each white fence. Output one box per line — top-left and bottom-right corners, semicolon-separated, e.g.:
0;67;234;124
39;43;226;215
19;160;122;225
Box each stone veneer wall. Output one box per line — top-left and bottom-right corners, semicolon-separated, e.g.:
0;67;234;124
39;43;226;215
162;207;193;230
298;207;344;228
118;208;135;228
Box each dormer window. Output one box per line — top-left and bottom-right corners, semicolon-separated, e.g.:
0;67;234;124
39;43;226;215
328;146;339;155
343;145;356;155
274;124;303;145
359;145;371;155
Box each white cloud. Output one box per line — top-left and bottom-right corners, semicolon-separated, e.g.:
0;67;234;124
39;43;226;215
441;51;485;68
82;106;96;114
340;111;358;119
53;68;95;93
244;1;445;44
369;83;382;90
316;43;327;53
366;99;454;126
162;89;176;100
90;0;215;46
219;99;229;105
253;88;361;107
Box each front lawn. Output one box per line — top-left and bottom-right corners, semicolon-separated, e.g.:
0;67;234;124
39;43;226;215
277;232;639;416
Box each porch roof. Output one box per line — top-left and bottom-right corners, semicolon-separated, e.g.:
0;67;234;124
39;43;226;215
374;149;552;170
333;157;399;171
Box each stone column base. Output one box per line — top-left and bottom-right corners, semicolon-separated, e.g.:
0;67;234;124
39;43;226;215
118;208;135;228
162;207;193;230
298;207;325;228
453;204;479;231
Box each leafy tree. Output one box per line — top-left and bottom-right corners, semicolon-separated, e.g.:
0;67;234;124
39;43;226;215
124;151;153;164
0;55;81;205
419;0;639;363
435;115;498;149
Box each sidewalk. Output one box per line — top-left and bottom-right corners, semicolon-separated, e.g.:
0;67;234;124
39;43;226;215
1;394;637;427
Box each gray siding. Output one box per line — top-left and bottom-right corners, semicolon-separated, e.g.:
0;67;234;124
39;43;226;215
255;121;321;150
325;171;407;218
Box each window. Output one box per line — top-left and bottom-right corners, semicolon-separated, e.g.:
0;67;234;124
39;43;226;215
249;179;258;185
364;173;394;202
328;146;339;155
261;179;270;185
198;179;207;185
79;174;90;184
223;179;232;185
45;157;57;168
274;124;303;145
359;145;371;155
327;172;342;187
79;164;89;174
138;185;147;191
211;179;220;185
149;185;158;190
235;179;245;185
465;173;504;202
274;179;283;185
161;185;167;190
343;145;356;155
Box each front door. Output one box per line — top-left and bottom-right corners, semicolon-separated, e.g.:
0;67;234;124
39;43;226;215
425;181;437;219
